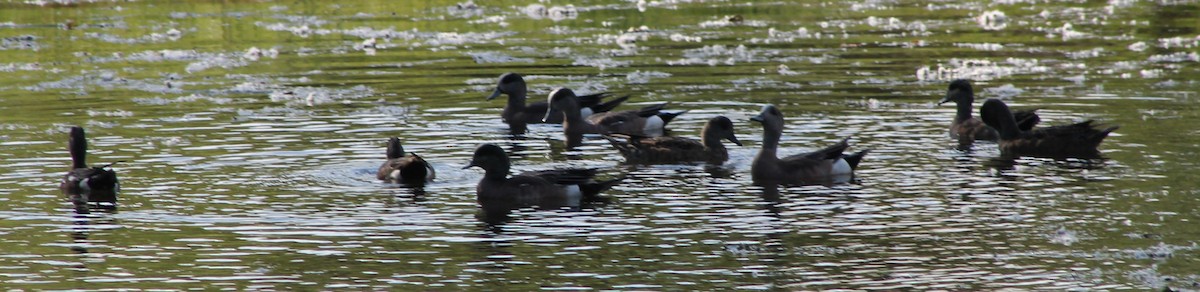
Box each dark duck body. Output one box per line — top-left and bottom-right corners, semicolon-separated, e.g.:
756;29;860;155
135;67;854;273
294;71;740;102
59;127;120;209
464;144;621;213
376;137;435;184
749;105;867;186
979;98;1117;159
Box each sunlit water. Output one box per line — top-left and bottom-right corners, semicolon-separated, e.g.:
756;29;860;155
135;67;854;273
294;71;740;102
1;0;1198;290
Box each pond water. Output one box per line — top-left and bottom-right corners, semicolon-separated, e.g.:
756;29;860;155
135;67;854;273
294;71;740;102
1;0;1198;290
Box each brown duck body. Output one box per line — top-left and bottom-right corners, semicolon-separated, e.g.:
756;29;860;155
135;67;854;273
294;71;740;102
749;105;867;186
980;99;1117;159
606;116;741;165
585;102;685;138
547;88;684;148
377;137;435;184
941;79;1040;141
59;127;120;209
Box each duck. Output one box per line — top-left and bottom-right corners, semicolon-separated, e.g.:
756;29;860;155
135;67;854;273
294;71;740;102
979;98;1118;159
487;72;630;133
376;137;436;184
605;116;742;164
59;126;120;210
749;105;867;185
463;144;622;212
545;88;685;148
939;79;1040;141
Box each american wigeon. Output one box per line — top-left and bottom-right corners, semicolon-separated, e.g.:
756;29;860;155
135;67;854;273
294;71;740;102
59;127;120;210
376;137;436;184
487;72;629;133
939;79;1040;141
749;105;867;185
605;116;741;164
979;99;1118;159
463;144;622;212
545;88;685;148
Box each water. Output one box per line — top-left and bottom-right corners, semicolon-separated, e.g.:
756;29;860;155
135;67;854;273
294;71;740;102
1;0;1198;289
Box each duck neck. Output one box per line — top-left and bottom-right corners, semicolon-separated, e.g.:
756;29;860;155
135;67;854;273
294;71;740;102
993;114;1021;140
758;126;781;158
700;129;726;151
69;130;87;169
558;101;585;125
954;96;974;122
506;90;528;110
482;163;511;181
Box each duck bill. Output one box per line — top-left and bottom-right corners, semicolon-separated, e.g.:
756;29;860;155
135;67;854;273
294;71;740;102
542;108;554;123
727;134;743;146
462;161;477;169
486;88;503;101
937;91;954;105
749;115;764;123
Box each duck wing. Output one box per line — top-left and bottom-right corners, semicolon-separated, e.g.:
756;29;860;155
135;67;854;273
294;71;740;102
523;168;599;185
588;110;636;128
795;138;850;161
634;136;704;152
607;135;705;160
776;140;848;170
635;103;668;117
485;175;561;208
1028;120;1116;145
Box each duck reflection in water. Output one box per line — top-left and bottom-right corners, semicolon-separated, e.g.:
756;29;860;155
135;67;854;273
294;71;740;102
757;183;785;217
463;144;622;225
66;208;119;256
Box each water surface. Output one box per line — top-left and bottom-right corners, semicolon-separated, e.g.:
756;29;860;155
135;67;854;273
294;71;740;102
1;0;1198;290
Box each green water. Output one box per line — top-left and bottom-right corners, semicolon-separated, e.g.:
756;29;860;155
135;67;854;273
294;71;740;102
0;0;1198;290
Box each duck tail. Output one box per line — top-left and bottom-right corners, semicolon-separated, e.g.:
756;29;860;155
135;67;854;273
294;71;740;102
842;149;869;170
657;110;688;125
582;176;624;200
68;127;87;169
635;103;669;117
96;160;126;169
386;137;404;159
603;134;637;155
576;92;610;107
1093;125;1119;144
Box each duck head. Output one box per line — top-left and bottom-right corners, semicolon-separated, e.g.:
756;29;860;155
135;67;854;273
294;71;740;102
464;144;511;179
544;87;581;122
938;79;974;105
749;104;784;131
486;72;526;101
704;116;742;146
